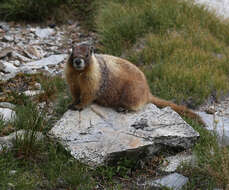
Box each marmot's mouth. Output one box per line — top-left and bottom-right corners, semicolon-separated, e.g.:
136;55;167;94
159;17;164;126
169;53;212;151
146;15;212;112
73;64;85;70
73;59;85;70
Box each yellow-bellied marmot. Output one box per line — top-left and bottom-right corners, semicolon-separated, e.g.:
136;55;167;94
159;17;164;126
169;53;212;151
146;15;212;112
65;44;203;123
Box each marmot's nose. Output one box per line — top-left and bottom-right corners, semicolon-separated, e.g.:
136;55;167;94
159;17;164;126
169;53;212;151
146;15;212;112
73;58;81;65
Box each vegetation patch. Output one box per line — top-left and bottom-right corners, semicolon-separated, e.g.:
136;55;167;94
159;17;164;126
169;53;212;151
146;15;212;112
0;74;70;136
180;117;229;189
0;142;94;190
0;0;69;22
0;0;98;25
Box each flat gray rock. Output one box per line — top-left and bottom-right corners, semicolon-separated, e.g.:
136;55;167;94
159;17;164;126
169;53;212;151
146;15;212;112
139;173;188;190
49;104;199;167
20;54;67;71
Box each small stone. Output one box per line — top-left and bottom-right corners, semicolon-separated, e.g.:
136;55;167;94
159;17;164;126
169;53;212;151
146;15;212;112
205;106;216;114
9;170;16;175
14;34;23;43
30;28;36;33
25;46;42;59
34;82;41;90
0;62;19;74
23;90;44;96
0;102;16;109
0;22;10;32
138;173;189;190
23;49;38;60
2;35;14;42
0;108;15;121
11;52;31;62
12;60;21;67
159;153;195;173
0;47;12;58
0;130;44;152
35;27;55;38
0;72;17;81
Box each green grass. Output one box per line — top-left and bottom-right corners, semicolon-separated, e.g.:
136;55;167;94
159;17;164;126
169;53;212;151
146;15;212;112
0;0;97;24
0;141;94;190
36;75;67;102
0;80;94;189
0;116;5;134
12;99;47;158
95;0;229;107
0;0;63;21
180;117;229;189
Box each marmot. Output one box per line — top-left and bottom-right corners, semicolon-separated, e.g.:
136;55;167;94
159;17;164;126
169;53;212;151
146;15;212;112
65;44;203;124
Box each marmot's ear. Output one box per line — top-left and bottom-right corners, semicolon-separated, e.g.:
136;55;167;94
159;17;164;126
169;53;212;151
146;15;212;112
89;46;94;55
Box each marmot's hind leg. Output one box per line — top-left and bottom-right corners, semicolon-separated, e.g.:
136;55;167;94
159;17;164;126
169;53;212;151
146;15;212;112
119;82;148;112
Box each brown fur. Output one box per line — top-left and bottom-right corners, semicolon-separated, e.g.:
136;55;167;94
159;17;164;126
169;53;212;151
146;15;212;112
65;44;204;125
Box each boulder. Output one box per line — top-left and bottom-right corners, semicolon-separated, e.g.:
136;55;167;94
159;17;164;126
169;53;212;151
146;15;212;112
49;104;199;167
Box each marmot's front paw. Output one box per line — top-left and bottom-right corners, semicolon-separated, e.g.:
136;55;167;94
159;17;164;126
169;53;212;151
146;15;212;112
68;104;83;111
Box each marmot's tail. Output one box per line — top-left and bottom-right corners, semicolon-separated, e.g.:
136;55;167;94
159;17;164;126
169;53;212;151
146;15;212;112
149;94;205;126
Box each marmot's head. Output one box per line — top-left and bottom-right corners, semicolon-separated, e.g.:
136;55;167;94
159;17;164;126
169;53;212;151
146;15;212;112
70;44;94;71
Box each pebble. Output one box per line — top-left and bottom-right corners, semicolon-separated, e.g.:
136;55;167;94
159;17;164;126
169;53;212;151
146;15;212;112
3;35;14;42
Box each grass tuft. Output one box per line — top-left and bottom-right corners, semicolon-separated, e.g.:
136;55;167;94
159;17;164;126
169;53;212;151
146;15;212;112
36;75;66;103
11;99;46;159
